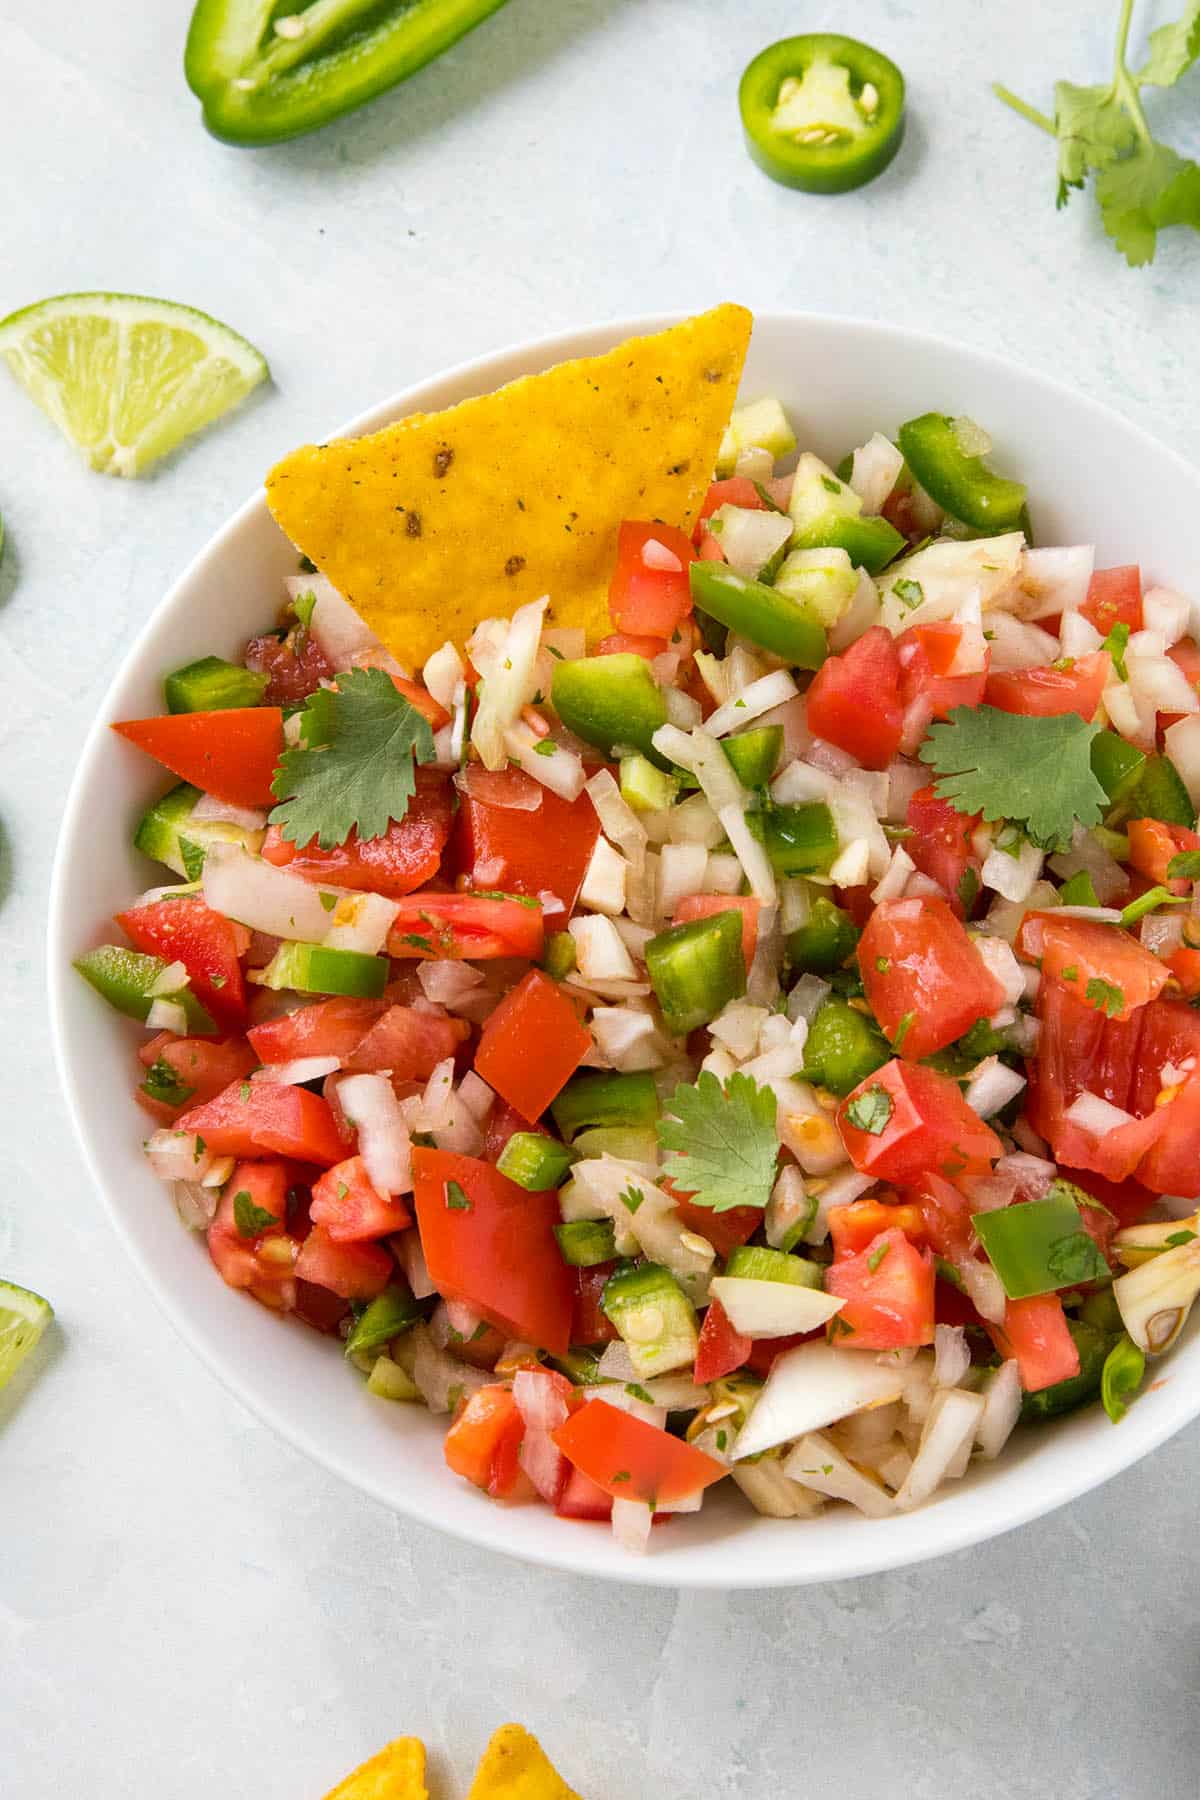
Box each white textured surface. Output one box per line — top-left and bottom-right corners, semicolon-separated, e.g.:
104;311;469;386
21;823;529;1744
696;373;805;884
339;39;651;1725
2;1;1199;1794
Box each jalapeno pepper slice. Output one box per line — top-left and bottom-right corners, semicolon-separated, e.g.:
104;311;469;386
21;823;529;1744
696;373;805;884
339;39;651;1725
896;414;1028;533
739;33;905;194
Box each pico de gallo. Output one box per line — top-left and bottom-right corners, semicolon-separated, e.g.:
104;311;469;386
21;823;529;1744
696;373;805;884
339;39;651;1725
79;401;1200;1553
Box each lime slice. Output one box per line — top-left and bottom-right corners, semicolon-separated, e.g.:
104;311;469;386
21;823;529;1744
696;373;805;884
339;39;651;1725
0;292;268;477
0;1279;53;1390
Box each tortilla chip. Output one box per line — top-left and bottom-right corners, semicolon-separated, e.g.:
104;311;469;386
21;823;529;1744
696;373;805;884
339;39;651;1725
464;1725;584;1800
322;1736;428;1800
265;304;752;671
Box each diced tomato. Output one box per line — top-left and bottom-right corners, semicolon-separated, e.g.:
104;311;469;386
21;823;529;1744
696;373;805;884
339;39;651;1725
805;626;904;770
1021;914;1168;1021
985;651;1111;721
609;520;695;640
1136;1069;1200;1198
512;1366;578;1503
1128;997;1200;1113
1165;639;1200;728
838;1059;1001;1185
482;1099;547;1164
986;1294;1080;1393
672;894;760;968
1055;1165;1157;1232
474;969;591;1122
596;632;670;660
179;1078;346;1166
293;1280;353;1335
552;1397;725;1506
117;895;249;1031
207;1161;296;1306
858;895;1005;1059
443;1386;526;1498
556;1463;614;1520
669;1190;762;1262
412;1148;574;1355
261;768;453;897
244;628;333;705
453;767;600;916
344;1006;470;1080
309;1155;412;1241
1026;976;1148;1173
1127;817;1200;894
695;477;769;537
823;1227;935;1349
112;708;283;810
906;785;982;916
896;622;989;721
247;997;386;1065
744;1331;820;1376
829;1197;928;1259
135;1032;257;1122
387;673;451;730
387;892;545;962
572;1263;620;1344
1166;944;1200;998
1080;565;1142;638
694;1296;751;1383
293;1226;393;1300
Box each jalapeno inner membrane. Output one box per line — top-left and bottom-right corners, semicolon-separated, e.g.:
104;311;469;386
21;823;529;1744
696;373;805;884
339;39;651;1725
739;33;906;194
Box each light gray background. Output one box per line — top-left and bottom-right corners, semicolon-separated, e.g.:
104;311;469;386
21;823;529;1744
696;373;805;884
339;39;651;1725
2;2;1198;1795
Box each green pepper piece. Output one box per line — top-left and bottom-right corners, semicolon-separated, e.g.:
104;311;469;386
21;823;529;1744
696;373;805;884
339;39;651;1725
750;802;839;876
620;753;677;814
723;1245;823;1286
645;910;747;1034
1021;1320;1115;1422
802;997;891;1097
721;726;784;789
551;653;668;764
1100;1333;1146;1423
1127;753;1196;829
785;896;859;973
550;1071;660;1143
345;1283;422;1358
689;562;828;669
973;1192;1109;1299
738;33;906;194
185;0;512;146
554;1219;618;1268
1090;728;1146;805
571;1125;660;1164
75;945;218;1035
897;414;1028;533
497;1132;576;1192
541;930;577;982
790;511;907;575
1057;870;1100;908
164;654;269;714
1078;1287;1123;1334
255;940;389;999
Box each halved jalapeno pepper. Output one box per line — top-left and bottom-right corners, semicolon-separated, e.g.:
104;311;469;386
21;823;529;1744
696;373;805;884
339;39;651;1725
739;33;905;194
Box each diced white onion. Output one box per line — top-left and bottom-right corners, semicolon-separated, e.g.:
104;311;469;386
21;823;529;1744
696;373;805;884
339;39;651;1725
469;597;547;771
705;670;799;739
1164;714;1200;807
872;844;915;903
323;890;401;955
981;839;1043;903
702;852;744;895
172;1179;219;1230
191;793;268;831
145;1130;211;1182
828;837;871;888
146;998;188;1034
590;1006;664;1072
337;1072;412;1194
585;770;647;872
504;720;586;801
252;1055;341;1086
787;974;831;1026
965;1057;1026;1119
976;1361;1022;1459
579;835;629;916
733;1344;907;1461
416;962;484;1008
1143;586;1191;647
1064;1091;1135;1135
1018;546;1094;619
1142;912;1185;956
718;803;777;904
849;433;904;514
656;842;708;915
933;1325;972;1388
895;1388;986;1510
664;685;702;729
828;570;882;653
202;843;338;941
569;915;637;982
971;932;1026;1006
1047;826;1129;904
285;572;382;670
1127;651;1200;717
783;1433;894;1518
1059;611;1103;658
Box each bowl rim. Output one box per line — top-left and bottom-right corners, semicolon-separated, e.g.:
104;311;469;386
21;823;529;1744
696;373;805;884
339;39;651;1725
47;308;1200;1588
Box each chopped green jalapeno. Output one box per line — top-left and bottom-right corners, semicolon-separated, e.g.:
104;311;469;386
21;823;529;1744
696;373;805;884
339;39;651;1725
550;1071;660;1143
721;725;784;789
254;940;389;999
1127;753;1196;830
748;801;839;877
1101;1333;1146;1423
554;1219;618;1268
645;909;747;1035
739;33;906;194
1057;870;1100;908
1090;729;1147;805
723;1245;823;1287
896;414;1028;533
497;1132;576;1192
973;1192;1109;1299
689;562;828;669
551;653;668;763
344;1283;422;1359
802;997;891;1096
164;654;269;714
1021;1320;1115;1422
785;896;860;974
74;945;218;1035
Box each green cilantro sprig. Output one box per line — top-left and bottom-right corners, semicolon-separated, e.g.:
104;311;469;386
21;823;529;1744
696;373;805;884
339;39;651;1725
657;1071;779;1214
918;704;1107;851
269;666;436;850
994;0;1200;265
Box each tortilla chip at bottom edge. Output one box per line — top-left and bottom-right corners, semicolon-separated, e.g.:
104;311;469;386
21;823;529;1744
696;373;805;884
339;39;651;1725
264;304;752;673
465;1723;584;1800
321;1735;428;1800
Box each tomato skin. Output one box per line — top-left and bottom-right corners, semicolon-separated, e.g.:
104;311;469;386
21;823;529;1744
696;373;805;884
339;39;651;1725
906;785;982;916
609;520;695;640
823;1227;935;1349
1081;564;1142;637
1127;817;1200;894
694;1295;751;1383
247;997;386;1065
118;895;249;1031
1026;976;1149;1173
1136;1069;1200;1197
805;627;904;770
838;1059;1002;1185
474;969;591;1122
387;893;545;962
985;651;1110;720
293;1226;393;1299
412;1147;574;1355
344;1006;469;1080
896;622;989;720
556;1464;615;1520
444;1385;526;1498
113;708;284;810
179;1078;346;1166
829;1198;928;1258
207;1162;296;1304
135;1032;256;1122
858;895;1005;1059
452;769;600;916
672;894;760;968
1166;944;1200;998
1022;914;1168;1021
552;1397;726;1506
596;632;670;660
244;630;333;705
987;1294;1080;1393
309;1155;412;1241
261;768;452;897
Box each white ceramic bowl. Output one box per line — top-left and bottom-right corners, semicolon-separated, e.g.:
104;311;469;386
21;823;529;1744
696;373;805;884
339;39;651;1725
49;313;1200;1587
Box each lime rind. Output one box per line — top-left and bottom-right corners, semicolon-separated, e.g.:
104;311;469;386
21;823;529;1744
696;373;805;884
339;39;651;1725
0;1278;53;1390
0;291;268;478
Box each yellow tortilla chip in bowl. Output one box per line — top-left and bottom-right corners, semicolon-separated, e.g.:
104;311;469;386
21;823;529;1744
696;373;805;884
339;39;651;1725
265;305;751;670
322;1736;427;1800
466;1724;583;1800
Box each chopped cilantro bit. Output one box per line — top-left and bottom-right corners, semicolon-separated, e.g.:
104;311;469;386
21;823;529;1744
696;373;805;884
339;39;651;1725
1045;1230;1110;1285
820;474;842;494
445;1180;473;1212
625;1382;655;1404
893;577;924;611
919;704;1106;850
1085;976;1125;1017
1165;1229;1197;1247
657;1071;779;1214
1102;620;1130;680
533;739;558;756
892;1011;916;1052
957;866;981;914
318;891;338;912
1168;849;1200;881
239;1081;252;1102
610;1470;631;1482
234;1191;279;1238
1061;964;1079;982
867;1240;891;1274
140;1057;195;1109
844;1086;893;1135
620;1185;645;1214
875;956;892;973
399;933;434;952
291;588;317;632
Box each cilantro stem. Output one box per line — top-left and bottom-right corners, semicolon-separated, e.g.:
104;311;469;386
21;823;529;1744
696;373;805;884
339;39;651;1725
992;83;1055;135
1112;0;1153;141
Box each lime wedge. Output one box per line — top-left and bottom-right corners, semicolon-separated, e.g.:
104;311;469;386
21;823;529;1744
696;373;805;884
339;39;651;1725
0;292;268;477
0;1279;53;1390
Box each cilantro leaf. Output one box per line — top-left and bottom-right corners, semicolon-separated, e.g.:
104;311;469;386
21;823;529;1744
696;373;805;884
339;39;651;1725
1168;849;1200;880
291;588;317;632
918;705;1106;851
269;667;436;850
1139;2;1200;86
844;1086;893;1135
656;1071;779;1214
1096;140;1200;266
1045;1230;1111;1286
233;1191;280;1238
1085;976;1125;1017
1054;80;1135;203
